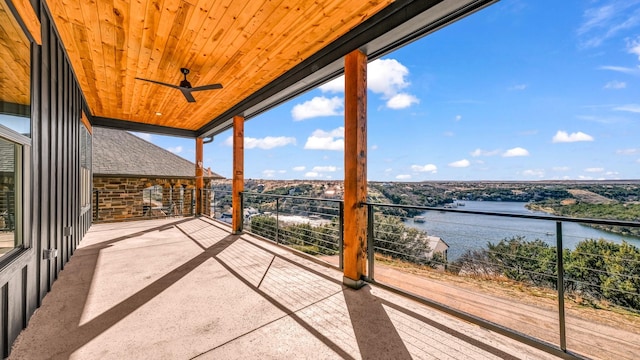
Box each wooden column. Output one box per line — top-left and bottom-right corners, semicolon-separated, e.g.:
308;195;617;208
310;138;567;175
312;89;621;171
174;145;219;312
195;137;204;215
343;49;367;288
232;115;244;234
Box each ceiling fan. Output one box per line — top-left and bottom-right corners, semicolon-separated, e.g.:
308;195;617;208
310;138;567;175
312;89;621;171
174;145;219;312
135;68;222;103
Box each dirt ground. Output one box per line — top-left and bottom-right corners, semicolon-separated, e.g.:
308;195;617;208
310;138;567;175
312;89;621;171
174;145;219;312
567;189;617;204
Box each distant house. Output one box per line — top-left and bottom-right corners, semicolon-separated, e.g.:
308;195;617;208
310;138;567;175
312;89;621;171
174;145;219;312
92;127;223;222
426;235;449;264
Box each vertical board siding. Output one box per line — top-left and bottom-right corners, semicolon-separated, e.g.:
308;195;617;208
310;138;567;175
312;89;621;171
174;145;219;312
0;3;91;355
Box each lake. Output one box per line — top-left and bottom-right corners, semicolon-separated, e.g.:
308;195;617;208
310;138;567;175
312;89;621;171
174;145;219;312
404;201;640;261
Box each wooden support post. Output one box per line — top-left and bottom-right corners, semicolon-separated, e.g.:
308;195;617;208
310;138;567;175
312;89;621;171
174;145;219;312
195;137;204;215
343;49;367;289
232;115;245;234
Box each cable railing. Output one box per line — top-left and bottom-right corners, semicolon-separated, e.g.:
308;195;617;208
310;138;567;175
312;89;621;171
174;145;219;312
93;187;201;222
204;191;640;359
364;202;640;360
240;192;344;269
210;189;232;223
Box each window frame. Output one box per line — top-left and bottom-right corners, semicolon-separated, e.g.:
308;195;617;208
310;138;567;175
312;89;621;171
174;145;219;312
0;123;31;261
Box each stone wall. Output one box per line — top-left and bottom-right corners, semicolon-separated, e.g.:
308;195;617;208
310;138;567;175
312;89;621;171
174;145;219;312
93;176;211;222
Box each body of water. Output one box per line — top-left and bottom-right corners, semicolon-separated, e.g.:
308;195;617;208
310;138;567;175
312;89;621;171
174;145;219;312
405;201;640;261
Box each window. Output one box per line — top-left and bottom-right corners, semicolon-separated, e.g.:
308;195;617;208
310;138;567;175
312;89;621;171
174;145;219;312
0;136;23;255
80;124;91;210
0;0;31;257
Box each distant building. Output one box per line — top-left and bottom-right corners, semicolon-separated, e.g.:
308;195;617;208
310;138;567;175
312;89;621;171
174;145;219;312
92;127;223;222
426;235;449;264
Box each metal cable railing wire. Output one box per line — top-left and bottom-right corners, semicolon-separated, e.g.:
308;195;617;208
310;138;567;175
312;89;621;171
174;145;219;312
365;201;640;359
242;192;343;268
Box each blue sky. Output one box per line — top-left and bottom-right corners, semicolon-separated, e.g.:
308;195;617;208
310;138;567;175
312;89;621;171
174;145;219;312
134;0;640;181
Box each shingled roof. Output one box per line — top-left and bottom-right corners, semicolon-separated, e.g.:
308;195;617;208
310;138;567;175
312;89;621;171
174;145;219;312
92;127;223;179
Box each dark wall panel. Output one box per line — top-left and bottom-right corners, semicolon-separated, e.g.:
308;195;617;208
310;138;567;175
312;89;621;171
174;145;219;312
0;2;91;355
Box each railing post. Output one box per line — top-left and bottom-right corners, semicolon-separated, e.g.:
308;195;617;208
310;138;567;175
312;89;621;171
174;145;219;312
239;192;244;232
339;201;344;270
212;191;216;218
191;189;196;216
556;221;567;352
275;197;280;244
94;190;99;221
367;204;375;281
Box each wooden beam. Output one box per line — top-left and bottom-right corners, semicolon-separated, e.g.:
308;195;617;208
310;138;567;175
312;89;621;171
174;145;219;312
80;111;92;134
343;49;367;288
232;115;244;234
195;137;204;215
7;0;41;45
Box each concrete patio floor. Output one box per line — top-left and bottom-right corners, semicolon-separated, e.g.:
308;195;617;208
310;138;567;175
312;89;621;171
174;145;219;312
9;218;560;359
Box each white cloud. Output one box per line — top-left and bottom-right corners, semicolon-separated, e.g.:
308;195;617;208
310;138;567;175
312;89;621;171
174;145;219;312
617;148;639;155
509;84;528;91
449;159;470;168
503;147;530;157
455;115;462;122
371;145;378;150
224;136;296;149
604;80;626;89
318;58;419;109
167;146;183;154
396;174;412;180
585;167;605;173
628;36;640;60
304;127;344;151
278;170;286;174
386;93;419;109
262;169;276;178
319;77;344;93
552;166;570;171
470;148;500;157
384;168;393;173
599;65;640;75
292;166;306;171
131;132;153;141
552;130;594;143
411;164;437;173
614;104;640;113
312;166;337;172
291;96;343;120
304;172;320;178
519;130;539;136
443;131;455;137
578;2;640;48
368;59;410;97
523;169;545;178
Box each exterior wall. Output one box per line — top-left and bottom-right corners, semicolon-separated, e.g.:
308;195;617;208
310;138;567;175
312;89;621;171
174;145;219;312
93;176;212;222
0;3;91;356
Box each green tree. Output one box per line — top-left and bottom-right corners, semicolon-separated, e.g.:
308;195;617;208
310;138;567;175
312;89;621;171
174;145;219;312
564;239;619;300
487;236;557;288
602;242;640;309
373;214;434;266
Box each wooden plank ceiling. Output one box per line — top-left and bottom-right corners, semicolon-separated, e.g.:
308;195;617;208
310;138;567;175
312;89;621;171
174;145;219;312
46;0;394;132
0;0;31;106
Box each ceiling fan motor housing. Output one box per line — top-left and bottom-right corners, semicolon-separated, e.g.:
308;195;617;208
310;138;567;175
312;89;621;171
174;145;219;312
180;68;192;88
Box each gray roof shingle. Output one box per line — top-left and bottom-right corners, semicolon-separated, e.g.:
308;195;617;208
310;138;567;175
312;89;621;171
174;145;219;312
92;127;223;178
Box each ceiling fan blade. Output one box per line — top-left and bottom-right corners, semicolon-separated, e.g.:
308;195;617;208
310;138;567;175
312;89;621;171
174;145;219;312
180;88;196;103
135;77;180;89
190;83;223;92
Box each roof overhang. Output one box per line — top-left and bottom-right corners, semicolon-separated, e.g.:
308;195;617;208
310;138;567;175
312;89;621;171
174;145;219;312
45;0;498;138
